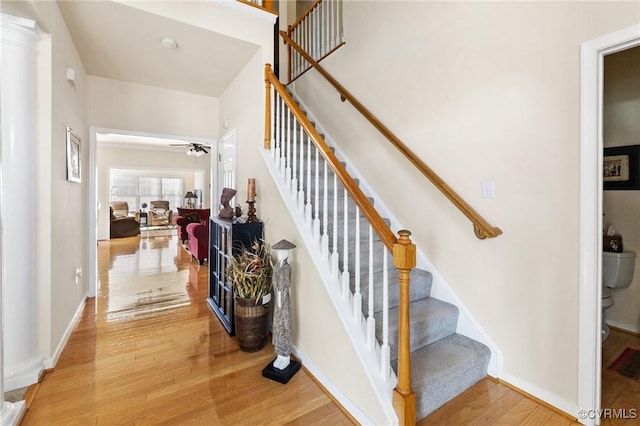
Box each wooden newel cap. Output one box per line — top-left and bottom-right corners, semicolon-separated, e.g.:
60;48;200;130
393;230;416;270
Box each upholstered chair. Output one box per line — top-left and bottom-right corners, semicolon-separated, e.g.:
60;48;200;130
186;220;210;265
109;205;140;238
148;200;173;226
174;208;210;243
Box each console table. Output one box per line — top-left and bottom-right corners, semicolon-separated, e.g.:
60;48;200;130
208;217;263;335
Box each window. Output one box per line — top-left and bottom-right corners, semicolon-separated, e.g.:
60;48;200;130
110;173;183;212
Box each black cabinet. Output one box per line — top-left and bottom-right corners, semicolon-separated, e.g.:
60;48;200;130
208;217;263;335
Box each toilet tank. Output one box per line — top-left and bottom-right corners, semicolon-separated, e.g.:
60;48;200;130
603;251;636;288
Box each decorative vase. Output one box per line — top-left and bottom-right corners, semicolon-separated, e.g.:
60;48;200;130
234;296;270;352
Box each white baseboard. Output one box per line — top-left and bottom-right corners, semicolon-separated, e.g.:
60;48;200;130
605;318;640;334
292;346;378;426
44;293;88;369
500;371;577;420
1;400;25;426
4;357;45;391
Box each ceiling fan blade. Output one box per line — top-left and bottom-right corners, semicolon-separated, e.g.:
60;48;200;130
169;143;191;147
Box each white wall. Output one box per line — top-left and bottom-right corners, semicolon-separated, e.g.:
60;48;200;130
294;0;640;412
603;45;640;332
87;76;218;239
87;76;219;139
97;146;210;240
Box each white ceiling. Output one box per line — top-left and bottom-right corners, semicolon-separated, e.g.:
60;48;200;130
57;0;261;98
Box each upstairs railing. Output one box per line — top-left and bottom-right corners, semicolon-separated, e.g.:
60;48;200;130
265;64;416;425
237;0;277;14
280;30;502;240
287;0;344;83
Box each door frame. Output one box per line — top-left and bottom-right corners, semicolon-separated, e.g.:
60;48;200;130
579;24;640;426
215;129;237;209
88;127;216;298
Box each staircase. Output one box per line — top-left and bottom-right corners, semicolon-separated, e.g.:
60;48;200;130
262;71;491;421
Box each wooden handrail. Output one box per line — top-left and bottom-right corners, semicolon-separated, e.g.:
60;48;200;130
236;0;278;14
265;64;397;251
289;0;322;33
280;30;502;240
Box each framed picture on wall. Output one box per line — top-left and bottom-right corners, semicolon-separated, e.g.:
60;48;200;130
603;145;640;190
66;126;81;183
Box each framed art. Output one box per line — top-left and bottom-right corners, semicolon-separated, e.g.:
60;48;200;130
603;145;640;190
66;126;81;183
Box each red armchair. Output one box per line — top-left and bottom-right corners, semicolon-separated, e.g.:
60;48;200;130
186;220;209;265
174;208;210;243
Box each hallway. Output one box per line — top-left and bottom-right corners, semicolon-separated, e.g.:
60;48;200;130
20;235;352;425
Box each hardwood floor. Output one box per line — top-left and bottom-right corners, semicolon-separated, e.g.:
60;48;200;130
20;235;352;425
18;234;640;425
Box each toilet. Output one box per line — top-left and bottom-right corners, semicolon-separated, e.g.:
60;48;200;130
602;251;636;342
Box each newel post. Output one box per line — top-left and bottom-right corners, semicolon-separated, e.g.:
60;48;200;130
264;64;272;150
392;230;416;425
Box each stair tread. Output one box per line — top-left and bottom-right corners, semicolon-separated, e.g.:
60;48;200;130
400;333;490;419
379;297;459;361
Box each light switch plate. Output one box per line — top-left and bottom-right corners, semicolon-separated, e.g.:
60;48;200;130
481;180;495;199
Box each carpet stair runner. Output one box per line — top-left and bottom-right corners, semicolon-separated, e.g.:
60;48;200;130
276;90;491;420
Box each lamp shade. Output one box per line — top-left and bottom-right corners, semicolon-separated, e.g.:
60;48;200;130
184;191;197;199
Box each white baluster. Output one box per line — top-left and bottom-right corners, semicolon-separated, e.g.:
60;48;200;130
314;5;320;59
298;27;302;77
285;107;292;182
330;0;336;49
381;250;390;380
278;102;284;172
321;160;329;259
366;225;375;351
291;118;298;197
338;0;344;44
341;186;349;299
270;85;275;153
298;128;305;212
313;146;320;241
331;173;339;280
324;0;329;56
273;92;279;161
353;206;362;323
306;133;313;226
319;1;324;57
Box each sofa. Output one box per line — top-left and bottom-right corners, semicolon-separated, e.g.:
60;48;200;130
109;203;140;238
148;200;173;226
174;208;210;243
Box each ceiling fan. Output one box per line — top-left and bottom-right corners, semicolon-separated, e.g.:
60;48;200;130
170;142;210;156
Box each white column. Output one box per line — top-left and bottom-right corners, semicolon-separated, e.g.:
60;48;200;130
1;14;41;424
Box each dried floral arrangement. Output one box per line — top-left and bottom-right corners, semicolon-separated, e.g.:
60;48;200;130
227;240;273;301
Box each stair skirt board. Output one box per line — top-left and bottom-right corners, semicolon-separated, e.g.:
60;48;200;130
266;88;495;422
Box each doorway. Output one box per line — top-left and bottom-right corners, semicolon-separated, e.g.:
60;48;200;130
215;129;237;210
579;25;640;426
88;127;216;298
